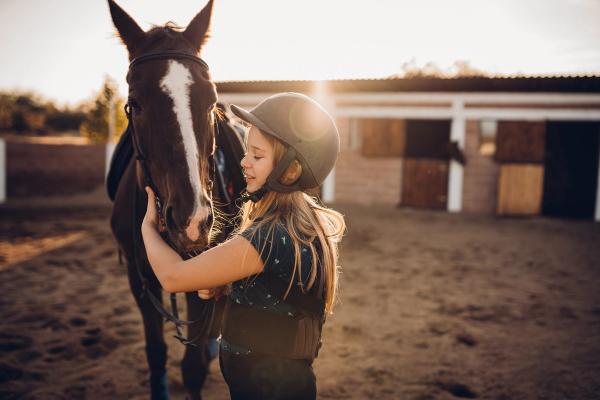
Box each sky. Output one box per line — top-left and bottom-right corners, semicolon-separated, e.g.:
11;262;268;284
1;0;600;106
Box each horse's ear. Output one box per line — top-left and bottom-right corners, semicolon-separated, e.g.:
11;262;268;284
183;0;214;53
107;0;144;55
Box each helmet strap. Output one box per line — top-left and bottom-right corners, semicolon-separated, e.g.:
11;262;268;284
238;147;301;204
266;147;302;193
239;186;269;203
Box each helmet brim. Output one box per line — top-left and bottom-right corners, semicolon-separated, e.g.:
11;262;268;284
230;104;287;145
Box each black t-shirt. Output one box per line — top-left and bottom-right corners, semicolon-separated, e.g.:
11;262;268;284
229;220;324;319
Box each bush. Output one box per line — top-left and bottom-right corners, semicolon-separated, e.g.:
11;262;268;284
80;77;127;143
46;110;86;132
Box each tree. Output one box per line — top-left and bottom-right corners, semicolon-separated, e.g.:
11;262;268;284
0;93;16;131
46;110;86;132
80;76;128;143
393;59;490;79
450;60;489;77
0;92;47;133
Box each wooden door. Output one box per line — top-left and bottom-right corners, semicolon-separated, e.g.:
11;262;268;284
495;121;547;216
495;121;546;163
360;119;406;157
542;122;600;218
497;164;544;215
400;120;451;209
404;120;451;158
402;158;448;209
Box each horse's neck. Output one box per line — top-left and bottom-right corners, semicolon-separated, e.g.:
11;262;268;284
110;158;145;257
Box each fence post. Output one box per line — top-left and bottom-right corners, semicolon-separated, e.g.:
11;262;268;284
0;138;5;203
105;142;116;178
314;80;336;203
448;99;465;212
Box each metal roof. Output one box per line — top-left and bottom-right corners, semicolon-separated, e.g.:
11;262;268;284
216;75;600;94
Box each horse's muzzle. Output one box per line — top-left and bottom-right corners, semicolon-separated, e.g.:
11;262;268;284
163;203;213;250
184;205;212;242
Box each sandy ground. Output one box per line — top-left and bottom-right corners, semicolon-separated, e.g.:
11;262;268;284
1;187;600;399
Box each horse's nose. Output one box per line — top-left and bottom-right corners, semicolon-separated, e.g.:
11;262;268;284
184;206;212;242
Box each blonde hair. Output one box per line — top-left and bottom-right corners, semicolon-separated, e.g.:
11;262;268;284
236;132;345;313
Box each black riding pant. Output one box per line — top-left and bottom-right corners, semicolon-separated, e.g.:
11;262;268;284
219;348;316;400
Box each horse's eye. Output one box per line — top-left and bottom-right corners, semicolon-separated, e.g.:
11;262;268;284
128;98;142;112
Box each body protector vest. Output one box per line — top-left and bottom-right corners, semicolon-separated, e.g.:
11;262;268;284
221;274;325;361
221;221;326;361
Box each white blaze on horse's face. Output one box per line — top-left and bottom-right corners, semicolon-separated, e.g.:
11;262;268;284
159;60;209;242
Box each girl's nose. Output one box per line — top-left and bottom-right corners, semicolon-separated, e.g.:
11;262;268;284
240;154;250;168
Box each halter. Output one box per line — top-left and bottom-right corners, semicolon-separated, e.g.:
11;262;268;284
129;51;210;70
125;51;212;233
125;51;216;346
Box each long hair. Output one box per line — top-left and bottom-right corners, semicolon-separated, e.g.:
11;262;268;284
236;132;345;313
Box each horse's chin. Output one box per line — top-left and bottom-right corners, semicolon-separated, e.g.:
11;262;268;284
183;242;209;256
167;231;210;256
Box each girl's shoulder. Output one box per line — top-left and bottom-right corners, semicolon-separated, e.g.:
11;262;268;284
240;217;318;258
240;218;292;250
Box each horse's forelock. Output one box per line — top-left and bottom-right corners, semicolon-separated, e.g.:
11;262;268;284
158;21;184;32
139;27;192;56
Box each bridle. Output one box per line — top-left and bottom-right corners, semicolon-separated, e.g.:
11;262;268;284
124;51;212;236
124;51;217;346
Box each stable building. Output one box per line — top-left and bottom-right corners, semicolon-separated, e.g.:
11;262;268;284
216;76;600;221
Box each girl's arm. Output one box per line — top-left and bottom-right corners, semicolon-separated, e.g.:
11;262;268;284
141;187;264;293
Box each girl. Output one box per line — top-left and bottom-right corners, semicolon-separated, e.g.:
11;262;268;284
142;92;345;399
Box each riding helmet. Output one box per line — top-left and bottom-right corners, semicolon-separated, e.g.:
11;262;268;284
230;92;340;196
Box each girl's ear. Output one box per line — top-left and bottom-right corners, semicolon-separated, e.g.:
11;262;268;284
107;0;145;56
183;0;215;53
279;159;302;186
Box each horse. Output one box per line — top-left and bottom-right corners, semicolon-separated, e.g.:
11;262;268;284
106;1;245;399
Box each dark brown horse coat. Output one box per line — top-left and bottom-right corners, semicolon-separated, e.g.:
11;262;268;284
109;114;245;398
106;1;245;398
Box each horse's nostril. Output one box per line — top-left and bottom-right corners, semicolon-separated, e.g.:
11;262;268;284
165;206;177;231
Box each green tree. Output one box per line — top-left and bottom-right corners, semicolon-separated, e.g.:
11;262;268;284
0;93;16;131
81;76;128;143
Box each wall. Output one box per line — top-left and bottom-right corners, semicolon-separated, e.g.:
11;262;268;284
6;141;106;197
334;118;403;205
462;120;500;214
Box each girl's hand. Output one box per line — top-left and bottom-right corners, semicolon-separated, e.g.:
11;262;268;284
197;286;229;300
143;186;158;230
197;288;215;300
213;285;230;300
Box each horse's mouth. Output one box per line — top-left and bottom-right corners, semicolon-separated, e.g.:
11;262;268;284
165;231;209;257
180;238;210;254
182;245;205;257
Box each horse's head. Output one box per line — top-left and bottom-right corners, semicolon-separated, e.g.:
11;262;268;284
108;0;217;252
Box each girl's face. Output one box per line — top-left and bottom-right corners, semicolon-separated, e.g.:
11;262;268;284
240;126;275;193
